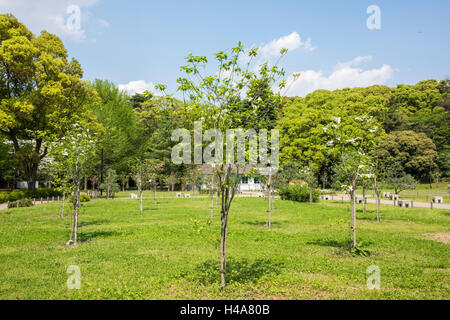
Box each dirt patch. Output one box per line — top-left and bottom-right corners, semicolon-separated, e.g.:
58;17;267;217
424;233;450;244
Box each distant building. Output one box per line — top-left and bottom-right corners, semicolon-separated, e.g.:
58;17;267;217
16;181;39;189
239;176;262;191
199;164;266;192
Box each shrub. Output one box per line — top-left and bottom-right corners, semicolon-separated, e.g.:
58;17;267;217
0;188;62;203
0;192;9;203
7;198;34;208
68;193;91;204
27;188;63;199
278;184;319;203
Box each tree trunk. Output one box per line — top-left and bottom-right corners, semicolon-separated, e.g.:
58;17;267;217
60;191;65;217
210;175;214;218
220;185;229;290
139;185;143;213
350;187;356;251
362;185;366;214
266;183;271;228
376;192;380;222
70;168;81;245
309;184;313;204
100;148;104;196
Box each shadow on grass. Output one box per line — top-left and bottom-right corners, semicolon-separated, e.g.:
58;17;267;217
307;238;373;249
307;239;349;248
78;219;109;228
78;230;121;242
241;221;281;227
185;258;284;285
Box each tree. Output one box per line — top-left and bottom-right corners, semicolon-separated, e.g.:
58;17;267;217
384;162;417;196
325;115;382;252
372;130;439;182
99;168;120;199
176;43;287;289
166;173;178;193
299;162;318;204
48;121;97;245
186;165;202;199
0;14;97;190
90;80;137;189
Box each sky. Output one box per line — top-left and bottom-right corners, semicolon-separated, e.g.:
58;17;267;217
1;0;449;97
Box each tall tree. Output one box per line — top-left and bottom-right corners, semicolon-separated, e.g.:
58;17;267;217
0;14;97;190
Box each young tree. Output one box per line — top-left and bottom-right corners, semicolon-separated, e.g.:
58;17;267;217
166;173;178;193
186;165;202;199
299;162;318;204
99;168;120;199
176;43;286;288
325;115;382;251
48;122;97;245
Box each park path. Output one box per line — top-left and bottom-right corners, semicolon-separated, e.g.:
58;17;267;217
1;193;449;211
0;199;59;211
328;194;450;210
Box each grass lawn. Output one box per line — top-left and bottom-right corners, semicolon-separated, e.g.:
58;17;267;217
0;196;448;300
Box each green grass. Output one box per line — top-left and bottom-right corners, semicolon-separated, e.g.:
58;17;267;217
0;196;448;300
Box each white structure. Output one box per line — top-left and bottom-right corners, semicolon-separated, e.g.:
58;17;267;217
383;192;391;198
17;181;39;189
184;193;190;198
432;196;443;204
389;194;399;201
176;193;182;198
398;200;412;208
129;193;138;199
321;195;331;200
239;176;262;191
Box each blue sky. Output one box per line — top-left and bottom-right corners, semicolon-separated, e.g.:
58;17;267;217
1;0;449;96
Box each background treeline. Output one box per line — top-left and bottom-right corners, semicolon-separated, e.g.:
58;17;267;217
1;78;448;191
278;80;449;187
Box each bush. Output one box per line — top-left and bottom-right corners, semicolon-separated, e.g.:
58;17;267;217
0;188;63;204
68;193;91;204
7;198;34;208
27;188;63;199
278;184;319;203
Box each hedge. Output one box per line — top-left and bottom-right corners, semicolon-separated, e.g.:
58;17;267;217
0;188;63;204
278;184;320;203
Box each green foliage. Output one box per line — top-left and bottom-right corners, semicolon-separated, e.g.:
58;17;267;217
68;193;91;203
7;198;33;208
99;168;120;198
0;14;99;190
373;130;439;181
278;184;319;202
0;188;62;203
351;242;371;257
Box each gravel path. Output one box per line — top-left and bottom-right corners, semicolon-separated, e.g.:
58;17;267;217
327;194;450;210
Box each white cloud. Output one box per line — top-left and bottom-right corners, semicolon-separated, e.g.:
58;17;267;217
260;32;316;58
0;0;108;41
285;56;393;97
118;80;156;95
